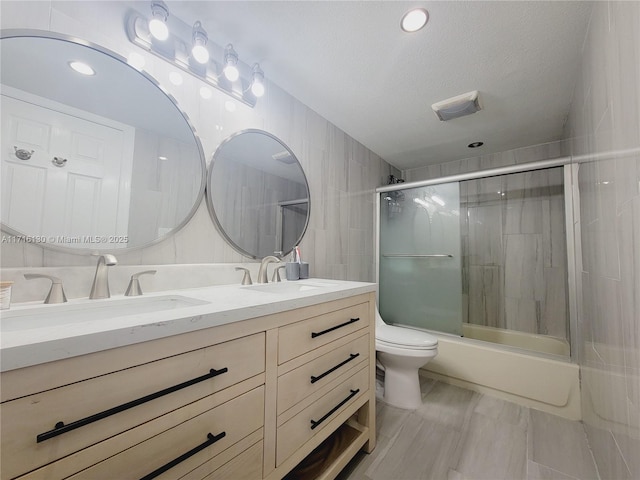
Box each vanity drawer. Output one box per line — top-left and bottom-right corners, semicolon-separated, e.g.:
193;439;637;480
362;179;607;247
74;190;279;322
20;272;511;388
277;333;369;415
179;438;264;480
67;385;264;479
276;366;369;466
0;333;265;480
278;302;369;364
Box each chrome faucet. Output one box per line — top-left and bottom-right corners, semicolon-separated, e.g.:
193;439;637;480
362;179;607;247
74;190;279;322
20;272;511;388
89;254;117;299
24;274;68;304
257;256;280;284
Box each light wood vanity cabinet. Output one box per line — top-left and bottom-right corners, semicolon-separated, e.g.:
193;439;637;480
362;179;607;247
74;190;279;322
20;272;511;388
0;291;376;480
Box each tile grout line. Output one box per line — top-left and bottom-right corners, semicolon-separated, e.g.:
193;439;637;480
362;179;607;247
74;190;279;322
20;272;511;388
580;421;603;480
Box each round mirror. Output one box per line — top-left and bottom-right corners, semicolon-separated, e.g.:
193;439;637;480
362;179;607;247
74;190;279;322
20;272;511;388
207;129;310;259
0;31;206;252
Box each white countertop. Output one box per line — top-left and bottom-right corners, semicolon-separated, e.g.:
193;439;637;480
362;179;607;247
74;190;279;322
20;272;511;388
0;279;376;372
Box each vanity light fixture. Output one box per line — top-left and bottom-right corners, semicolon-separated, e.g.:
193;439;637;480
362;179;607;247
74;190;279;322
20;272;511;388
191;21;209;64
126;9;264;107
223;44;240;82
401;8;429;33
69;61;95;76
148;0;169;41
250;63;265;97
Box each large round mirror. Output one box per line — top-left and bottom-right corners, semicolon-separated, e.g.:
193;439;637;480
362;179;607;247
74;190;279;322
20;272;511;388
0;31;206;252
207;130;310;259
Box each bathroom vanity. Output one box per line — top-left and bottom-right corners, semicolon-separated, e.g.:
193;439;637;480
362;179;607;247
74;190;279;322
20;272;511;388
0;279;376;480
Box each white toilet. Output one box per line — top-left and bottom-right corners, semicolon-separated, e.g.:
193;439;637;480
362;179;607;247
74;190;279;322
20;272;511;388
375;307;438;410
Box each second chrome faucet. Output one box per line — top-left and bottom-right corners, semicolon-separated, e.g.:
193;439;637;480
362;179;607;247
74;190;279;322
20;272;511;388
257;256;281;284
89;254;117;299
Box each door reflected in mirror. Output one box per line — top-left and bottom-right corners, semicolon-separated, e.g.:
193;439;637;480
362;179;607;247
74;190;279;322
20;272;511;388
0;32;206;252
206;129;310;259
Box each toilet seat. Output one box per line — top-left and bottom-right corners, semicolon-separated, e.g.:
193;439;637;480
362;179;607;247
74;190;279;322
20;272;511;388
376;323;438;350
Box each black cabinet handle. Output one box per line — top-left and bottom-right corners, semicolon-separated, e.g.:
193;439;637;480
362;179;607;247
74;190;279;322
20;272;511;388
140;431;226;480
310;388;360;430
311;318;359;338
310;353;360;384
36;367;228;443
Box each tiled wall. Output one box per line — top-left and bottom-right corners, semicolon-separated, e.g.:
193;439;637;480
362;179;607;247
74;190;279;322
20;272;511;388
0;0;399;283
403;142;569;342
564;2;640;478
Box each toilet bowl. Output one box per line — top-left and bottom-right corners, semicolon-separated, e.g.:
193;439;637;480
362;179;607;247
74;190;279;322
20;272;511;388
375;308;438;410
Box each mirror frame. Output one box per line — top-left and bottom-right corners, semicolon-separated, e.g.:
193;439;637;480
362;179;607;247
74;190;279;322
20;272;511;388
0;29;207;254
206;129;311;259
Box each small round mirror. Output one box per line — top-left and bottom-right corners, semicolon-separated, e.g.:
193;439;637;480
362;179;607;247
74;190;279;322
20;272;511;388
206;129;310;259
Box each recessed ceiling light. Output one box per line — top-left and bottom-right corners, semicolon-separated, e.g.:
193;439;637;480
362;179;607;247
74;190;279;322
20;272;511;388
199;86;212;99
224;100;237;112
401;8;429;33
69;61;95;76
468;141;484;148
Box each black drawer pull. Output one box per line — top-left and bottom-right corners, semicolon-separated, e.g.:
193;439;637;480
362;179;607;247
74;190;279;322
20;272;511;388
36;367;228;443
310;388;360;430
311;317;360;338
140;431;226;480
310;353;360;384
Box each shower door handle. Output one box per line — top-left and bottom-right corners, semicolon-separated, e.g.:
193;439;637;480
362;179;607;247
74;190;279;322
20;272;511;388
382;254;453;258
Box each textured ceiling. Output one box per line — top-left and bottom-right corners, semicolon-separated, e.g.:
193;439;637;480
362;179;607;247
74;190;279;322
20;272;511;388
169;1;593;170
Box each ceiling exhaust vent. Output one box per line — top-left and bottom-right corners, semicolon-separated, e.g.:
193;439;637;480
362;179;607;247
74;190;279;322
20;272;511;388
432;90;481;121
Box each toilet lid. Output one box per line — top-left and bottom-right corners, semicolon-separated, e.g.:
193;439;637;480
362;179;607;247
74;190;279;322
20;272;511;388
376;323;438;349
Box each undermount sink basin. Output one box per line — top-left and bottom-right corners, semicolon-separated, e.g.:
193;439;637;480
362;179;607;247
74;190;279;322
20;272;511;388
1;295;209;332
244;282;328;294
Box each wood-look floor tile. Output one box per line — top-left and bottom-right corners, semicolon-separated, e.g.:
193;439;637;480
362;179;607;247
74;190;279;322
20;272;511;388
366;415;460;480
453;412;527;479
413;381;479;431
343;382;599;480
527;460;580;480
473;393;529;429
528;409;599;479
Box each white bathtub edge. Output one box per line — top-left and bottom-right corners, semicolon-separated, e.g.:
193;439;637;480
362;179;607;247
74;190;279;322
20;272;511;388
420;335;581;421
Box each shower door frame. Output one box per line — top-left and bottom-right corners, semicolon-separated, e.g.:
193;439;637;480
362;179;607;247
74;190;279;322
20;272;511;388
376;156;579;358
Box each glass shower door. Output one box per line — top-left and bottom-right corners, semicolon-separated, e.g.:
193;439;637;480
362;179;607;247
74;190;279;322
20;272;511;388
379;182;462;335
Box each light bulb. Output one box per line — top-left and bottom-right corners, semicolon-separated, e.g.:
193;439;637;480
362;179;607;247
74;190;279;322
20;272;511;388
148;1;169;41
149;18;169;40
191;44;209;64
224;65;239;82
250;63;265;97
191;21;209;64
251;81;265;97
223;44;239;82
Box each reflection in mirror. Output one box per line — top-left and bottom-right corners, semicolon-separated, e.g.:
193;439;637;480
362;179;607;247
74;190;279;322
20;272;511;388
0;32;206;252
207;130;310;259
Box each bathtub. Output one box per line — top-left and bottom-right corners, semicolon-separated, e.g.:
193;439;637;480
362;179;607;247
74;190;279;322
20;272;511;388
419;329;581;420
462;323;571;356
